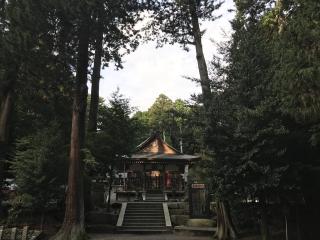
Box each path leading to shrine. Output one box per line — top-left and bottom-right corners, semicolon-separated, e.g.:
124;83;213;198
89;233;212;240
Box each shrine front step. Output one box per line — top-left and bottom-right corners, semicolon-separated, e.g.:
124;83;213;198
146;192;165;202
118;202;170;233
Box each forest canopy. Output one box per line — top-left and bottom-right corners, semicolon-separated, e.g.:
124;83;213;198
0;0;319;240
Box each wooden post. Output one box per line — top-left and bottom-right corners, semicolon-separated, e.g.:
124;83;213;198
10;227;16;240
22;226;29;240
123;162;126;191
188;183;193;218
162;164;166;191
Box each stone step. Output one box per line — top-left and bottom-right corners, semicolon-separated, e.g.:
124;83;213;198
127;205;163;208
124;219;165;222
120;226;167;229
125;212;163;216
123;223;165;226
118;228;169;233
126;206;163;209
127;206;163;208
126;209;163;213
124;218;164;222
124;218;165;222
119;201;169;233
123;221;165;225
123;222;165;226
126;209;163;212
124;216;164;219
127;202;162;205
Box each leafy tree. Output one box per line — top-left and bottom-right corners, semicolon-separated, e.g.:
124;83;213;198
87;91;136;210
9;124;67;224
148;94;174;140
148;0;223;112
0;0;74;219
132;110;152;145
206;0;320;239
88;0;142;133
132;94;202;154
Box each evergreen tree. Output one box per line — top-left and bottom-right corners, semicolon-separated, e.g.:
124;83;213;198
149;0;223;112
9;125;67;224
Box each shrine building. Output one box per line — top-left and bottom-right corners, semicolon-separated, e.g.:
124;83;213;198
116;132;200;201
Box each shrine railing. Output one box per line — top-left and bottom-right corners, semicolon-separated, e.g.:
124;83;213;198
123;175;186;192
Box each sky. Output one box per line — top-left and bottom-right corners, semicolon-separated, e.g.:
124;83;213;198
98;0;235;112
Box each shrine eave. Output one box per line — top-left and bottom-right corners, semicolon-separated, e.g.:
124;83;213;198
122;153;200;163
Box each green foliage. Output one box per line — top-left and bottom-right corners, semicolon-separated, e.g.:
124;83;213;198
87;91;136;178
204;0;320;237
132;94;203;153
272;0;320;121
148;94;174;132
9;124;67;220
147;0;223;50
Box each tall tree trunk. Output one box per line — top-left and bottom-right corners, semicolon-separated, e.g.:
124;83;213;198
78;33;89;231
0;91;12;218
259;194;270;240
275;0;284;34
0;90;13;144
189;0;212;112
107;166;114;212
189;2;237;239
51;13;90;240
0;76;16;218
215;201;237;240
88;15;103;133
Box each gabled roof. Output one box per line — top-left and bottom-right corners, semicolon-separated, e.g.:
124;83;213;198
136;132;180;154
130;132;199;161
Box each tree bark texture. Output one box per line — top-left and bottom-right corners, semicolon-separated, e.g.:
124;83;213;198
50;13;90;240
215;201;237;240
0;95;11;217
189;0;212;112
88;14;103;133
107;167;114;212
0;91;13;144
259;195;270;240
0;77;16;218
189;3;237;239
276;0;284;34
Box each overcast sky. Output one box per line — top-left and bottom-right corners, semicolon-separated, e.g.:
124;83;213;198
98;0;235;111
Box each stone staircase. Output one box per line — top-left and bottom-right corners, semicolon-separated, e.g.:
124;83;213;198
146;191;165;201
119;202;168;232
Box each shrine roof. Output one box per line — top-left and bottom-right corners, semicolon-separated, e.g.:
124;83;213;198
128;132;200;161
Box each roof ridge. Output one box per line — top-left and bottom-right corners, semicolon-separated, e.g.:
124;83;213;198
135;132;181;155
158;137;182;155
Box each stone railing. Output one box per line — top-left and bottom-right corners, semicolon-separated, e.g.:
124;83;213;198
0;226;42;240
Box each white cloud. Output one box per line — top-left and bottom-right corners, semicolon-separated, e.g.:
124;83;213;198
98;0;235;111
